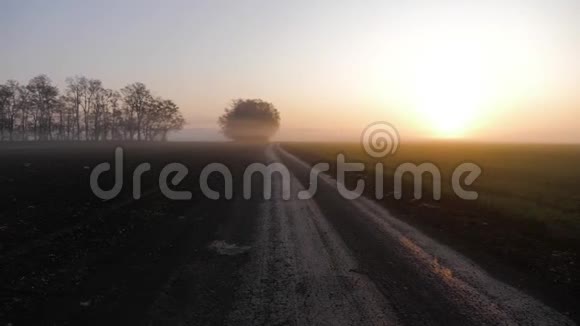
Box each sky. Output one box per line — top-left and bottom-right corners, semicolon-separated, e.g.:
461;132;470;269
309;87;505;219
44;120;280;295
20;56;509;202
1;0;579;142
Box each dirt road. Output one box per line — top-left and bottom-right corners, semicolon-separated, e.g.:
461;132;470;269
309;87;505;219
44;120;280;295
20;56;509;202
209;144;573;325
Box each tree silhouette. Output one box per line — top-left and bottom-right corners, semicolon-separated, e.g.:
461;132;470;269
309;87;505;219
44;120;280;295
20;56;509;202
218;99;280;141
0;75;185;141
27;75;59;140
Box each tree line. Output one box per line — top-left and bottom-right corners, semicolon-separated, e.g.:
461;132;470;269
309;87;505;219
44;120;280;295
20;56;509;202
0;75;185;141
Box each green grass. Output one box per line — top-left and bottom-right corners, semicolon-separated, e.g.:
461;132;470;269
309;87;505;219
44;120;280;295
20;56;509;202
284;141;580;226
283;141;580;311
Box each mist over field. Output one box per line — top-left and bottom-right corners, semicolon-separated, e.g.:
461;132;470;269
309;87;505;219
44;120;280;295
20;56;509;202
1;1;579;325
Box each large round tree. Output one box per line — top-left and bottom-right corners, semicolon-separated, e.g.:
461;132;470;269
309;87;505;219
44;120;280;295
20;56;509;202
218;99;280;141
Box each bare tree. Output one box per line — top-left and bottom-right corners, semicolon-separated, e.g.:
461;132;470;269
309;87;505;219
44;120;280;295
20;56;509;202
148;98;184;141
100;90;120;140
53;95;66;140
121;82;152;141
27;75;59;141
79;78;101;140
65;76;84;140
0;81;23;141
18;85;31;140
109;92;124;140
0;84;11;141
93;87;110;140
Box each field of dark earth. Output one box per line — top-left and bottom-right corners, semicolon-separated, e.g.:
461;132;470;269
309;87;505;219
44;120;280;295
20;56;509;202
0;142;578;325
0;142;266;325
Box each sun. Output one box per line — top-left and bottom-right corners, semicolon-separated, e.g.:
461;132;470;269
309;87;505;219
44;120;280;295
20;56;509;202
412;69;487;137
370;16;541;139
407;42;492;138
